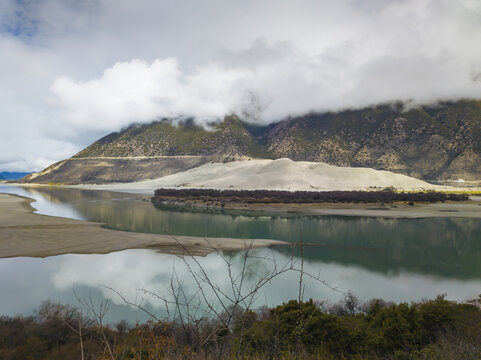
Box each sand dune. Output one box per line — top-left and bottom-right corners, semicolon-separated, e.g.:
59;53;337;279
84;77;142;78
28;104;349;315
82;158;438;193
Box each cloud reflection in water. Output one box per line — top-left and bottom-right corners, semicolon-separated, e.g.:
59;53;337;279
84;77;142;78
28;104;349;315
51;249;481;313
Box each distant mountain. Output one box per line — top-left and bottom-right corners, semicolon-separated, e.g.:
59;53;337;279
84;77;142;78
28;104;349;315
23;100;481;184
0;172;31;180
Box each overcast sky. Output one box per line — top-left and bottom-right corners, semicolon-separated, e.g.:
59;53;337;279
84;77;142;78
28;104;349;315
1;0;481;171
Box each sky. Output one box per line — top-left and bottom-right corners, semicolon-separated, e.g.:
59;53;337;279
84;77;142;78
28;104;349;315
1;0;481;172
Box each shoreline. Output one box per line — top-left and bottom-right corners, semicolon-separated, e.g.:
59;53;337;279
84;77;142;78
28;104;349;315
4;182;481;218
0;193;286;258
153;197;481;219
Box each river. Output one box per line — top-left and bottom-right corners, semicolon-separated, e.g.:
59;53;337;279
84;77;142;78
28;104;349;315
1;184;481;323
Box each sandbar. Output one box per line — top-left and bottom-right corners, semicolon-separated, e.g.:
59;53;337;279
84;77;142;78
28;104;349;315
238;201;481;218
0;193;285;258
152;197;481;219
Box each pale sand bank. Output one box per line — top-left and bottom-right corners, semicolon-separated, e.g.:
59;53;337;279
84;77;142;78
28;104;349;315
0;193;285;258
72;158;453;194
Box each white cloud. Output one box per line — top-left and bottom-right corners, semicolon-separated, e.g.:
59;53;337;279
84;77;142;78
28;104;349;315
1;0;481;170
51;59;252;131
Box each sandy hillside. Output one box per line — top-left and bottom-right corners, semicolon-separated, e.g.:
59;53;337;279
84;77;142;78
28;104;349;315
82;158;439;192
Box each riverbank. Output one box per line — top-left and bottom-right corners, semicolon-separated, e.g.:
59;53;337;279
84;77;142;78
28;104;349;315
5;182;481;218
153;196;481;218
0;193;285;258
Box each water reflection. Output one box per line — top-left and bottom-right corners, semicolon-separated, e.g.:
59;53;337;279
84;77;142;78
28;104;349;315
1;249;481;323
0;255;155;323
51;249;481;307
2;185;481;280
2;185;481;322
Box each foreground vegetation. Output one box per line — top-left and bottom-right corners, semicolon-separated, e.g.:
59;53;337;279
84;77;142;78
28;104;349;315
2;295;481;359
153;188;469;205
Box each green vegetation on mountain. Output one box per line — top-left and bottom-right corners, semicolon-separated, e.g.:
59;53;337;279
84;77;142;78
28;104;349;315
23;100;481;183
74;115;270;159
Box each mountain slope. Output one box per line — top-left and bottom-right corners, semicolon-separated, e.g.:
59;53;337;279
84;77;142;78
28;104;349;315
23;100;481;184
265;101;481;180
75;116;270;158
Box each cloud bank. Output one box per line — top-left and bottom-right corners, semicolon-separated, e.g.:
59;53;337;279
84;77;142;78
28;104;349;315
1;0;481;170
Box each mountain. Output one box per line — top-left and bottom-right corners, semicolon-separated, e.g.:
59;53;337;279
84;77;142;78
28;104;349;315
74;117;270;158
22;100;481;184
265;100;481;180
0;172;31;180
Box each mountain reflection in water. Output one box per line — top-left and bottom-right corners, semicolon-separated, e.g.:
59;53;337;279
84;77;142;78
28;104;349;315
1;185;481;322
4;185;481;280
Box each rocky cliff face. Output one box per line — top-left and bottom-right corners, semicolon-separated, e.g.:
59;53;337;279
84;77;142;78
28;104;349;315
24;100;481;184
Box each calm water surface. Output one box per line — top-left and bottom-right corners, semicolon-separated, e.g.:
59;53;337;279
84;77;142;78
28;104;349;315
1;184;481;323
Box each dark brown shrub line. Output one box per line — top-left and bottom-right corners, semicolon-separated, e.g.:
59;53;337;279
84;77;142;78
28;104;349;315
152;188;469;204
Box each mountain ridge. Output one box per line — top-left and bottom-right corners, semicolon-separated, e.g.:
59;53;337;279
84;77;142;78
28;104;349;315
22;100;481;184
